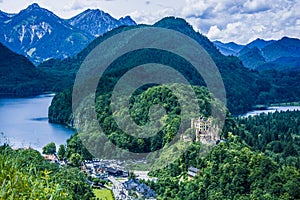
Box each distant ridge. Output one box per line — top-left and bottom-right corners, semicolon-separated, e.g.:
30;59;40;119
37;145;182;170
214;37;300;72
213;41;244;56
68;9;136;37
246;38;275;49
0;3;136;65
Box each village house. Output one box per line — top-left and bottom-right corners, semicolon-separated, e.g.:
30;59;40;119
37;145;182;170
188;166;200;180
81;159;128;179
43;154;58;163
123;179;156;199
123;179;139;190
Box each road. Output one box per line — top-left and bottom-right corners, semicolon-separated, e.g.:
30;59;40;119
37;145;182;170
108;176;130;200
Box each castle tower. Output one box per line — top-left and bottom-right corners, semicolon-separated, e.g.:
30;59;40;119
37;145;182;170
191;116;219;144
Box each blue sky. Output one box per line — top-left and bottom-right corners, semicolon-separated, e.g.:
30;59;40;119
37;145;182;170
0;0;299;44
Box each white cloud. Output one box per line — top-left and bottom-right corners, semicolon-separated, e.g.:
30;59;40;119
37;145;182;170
179;0;300;44
64;0;87;11
206;25;221;39
130;0;299;44
182;0;209;17
242;0;272;14
71;0;86;10
130;7;178;25
0;0;299;43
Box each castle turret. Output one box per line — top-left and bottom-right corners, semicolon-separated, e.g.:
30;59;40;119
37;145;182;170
191;116;219;144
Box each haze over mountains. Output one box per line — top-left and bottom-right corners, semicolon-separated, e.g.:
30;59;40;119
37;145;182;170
214;37;300;72
0;3;136;65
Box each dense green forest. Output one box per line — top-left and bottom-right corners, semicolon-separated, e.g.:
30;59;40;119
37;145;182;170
0;43;55;96
223;111;300;166
147;138;300;199
56;84;225;160
144;111;300;199
0;145;94;199
257;70;300;104
56;109;300;199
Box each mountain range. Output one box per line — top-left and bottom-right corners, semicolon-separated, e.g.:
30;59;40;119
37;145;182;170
214;37;300;71
68;9;136;37
0;3;136;65
1;4;299;113
213;41;244;56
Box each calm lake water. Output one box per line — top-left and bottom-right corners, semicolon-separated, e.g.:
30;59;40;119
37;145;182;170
1;94;299;151
241;106;300;117
0;94;74;151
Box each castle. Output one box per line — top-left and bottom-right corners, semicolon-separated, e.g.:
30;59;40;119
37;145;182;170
191;116;219;144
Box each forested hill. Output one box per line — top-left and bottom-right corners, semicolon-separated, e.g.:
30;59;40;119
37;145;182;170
45;17;300;126
43;16;263;121
147;111;300;199
0;43;54;96
57;108;300;199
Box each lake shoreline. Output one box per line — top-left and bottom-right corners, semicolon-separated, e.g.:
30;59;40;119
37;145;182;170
0;92;56;98
240;106;300;117
0;94;74;152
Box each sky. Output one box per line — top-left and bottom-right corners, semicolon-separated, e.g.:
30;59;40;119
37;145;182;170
0;0;299;44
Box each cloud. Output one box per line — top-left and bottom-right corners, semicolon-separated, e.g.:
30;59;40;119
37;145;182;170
179;0;300;44
242;0;272;14
106;0;299;44
63;0;87;11
132;0;295;43
14;0;295;44
182;0;211;17
130;7;178;25
182;0;244;17
70;0;86;10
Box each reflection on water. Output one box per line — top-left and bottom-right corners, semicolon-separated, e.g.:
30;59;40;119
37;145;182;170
241;106;300;117
0;94;74;151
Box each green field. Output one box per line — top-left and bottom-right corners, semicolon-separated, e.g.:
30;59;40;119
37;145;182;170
93;189;114;200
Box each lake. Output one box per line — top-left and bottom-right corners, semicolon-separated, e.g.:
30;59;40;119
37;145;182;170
0;94;74;152
241;106;300;117
1;94;299;151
